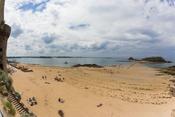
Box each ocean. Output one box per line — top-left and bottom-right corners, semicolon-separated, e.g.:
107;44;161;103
8;57;175;68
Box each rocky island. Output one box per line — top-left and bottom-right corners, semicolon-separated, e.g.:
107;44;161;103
141;56;171;63
128;56;171;63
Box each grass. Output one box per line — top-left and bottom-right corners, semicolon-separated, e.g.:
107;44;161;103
2;99;16;116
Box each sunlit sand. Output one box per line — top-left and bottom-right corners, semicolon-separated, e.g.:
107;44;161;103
9;63;175;117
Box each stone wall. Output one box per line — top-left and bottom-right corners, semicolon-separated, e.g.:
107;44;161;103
0;23;11;72
0;0;5;23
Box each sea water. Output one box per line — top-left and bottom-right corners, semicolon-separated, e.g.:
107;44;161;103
8;57;175;68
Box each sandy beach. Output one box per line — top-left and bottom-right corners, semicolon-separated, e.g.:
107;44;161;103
9;63;175;117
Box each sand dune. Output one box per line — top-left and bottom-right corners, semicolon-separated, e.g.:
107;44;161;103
10;63;175;117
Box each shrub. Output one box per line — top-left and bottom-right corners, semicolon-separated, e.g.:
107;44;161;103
21;112;36;117
0;70;7;83
0;85;8;96
2;99;16;116
5;76;13;91
21;113;31;117
0;70;13;92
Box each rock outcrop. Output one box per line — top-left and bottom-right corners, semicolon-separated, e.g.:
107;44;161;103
141;57;170;63
72;64;103;68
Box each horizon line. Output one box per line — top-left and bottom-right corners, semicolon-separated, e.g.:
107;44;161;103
7;56;118;58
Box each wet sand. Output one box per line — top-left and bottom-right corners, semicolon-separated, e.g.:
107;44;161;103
10;63;175;117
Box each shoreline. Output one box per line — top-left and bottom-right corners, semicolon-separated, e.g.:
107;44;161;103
9;62;175;117
8;58;175;70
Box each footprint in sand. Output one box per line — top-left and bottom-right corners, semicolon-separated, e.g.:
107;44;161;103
44;96;48;106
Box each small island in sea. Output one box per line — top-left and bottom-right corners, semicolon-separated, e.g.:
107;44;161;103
128;56;172;63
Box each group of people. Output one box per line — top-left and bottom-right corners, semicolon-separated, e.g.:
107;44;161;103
27;97;37;106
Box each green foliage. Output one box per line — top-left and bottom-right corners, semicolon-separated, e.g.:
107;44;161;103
2;99;16;116
5;76;13;91
0;70;13;92
21;112;36;117
142;56;167;63
21;113;31;117
0;70;7;83
0;85;8;95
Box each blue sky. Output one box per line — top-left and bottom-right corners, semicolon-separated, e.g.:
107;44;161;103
4;0;175;58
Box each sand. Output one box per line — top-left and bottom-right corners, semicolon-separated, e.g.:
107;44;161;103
9;63;175;117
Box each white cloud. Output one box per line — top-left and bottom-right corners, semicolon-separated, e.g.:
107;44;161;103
4;0;175;58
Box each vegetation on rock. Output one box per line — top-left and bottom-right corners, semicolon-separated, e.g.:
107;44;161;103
0;70;13;95
141;56;168;63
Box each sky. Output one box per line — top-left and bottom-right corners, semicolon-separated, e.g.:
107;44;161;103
4;0;175;58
